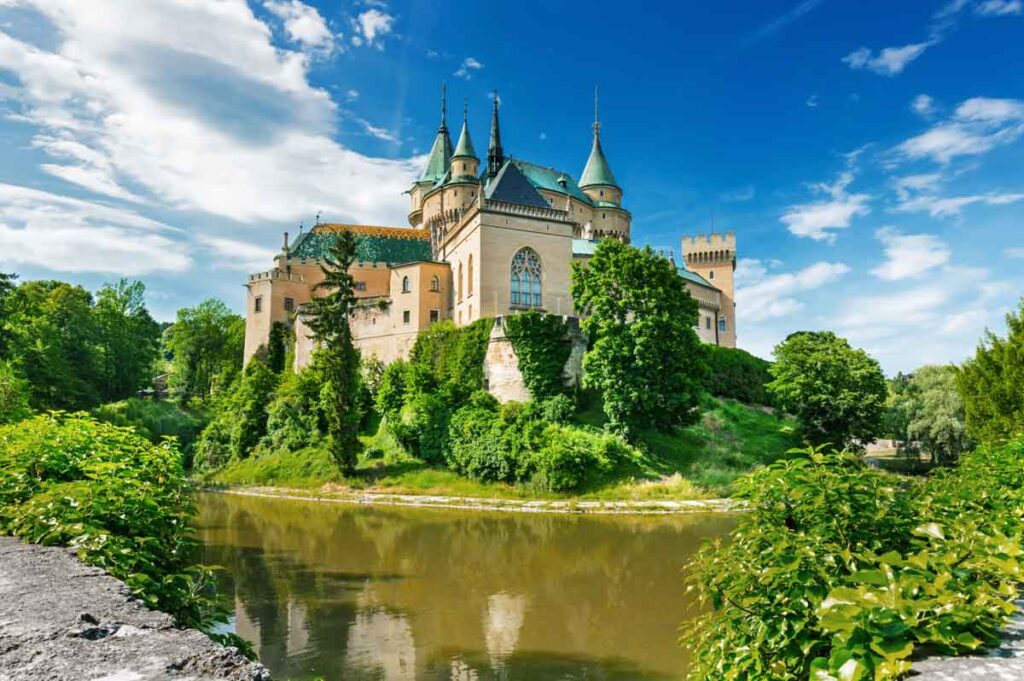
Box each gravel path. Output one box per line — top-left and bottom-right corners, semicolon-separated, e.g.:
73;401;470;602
0;537;270;681
910;601;1024;679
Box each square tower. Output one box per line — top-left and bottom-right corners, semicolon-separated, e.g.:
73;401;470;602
681;232;736;348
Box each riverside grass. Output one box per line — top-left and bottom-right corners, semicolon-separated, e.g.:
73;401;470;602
205;395;796;501
683;437;1024;680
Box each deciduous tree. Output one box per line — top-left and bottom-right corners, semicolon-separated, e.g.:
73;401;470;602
95;279;161;402
166;299;245;400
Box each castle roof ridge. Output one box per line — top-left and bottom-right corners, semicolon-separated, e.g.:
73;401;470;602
312;224;430;241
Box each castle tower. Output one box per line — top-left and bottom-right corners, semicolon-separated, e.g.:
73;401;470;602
682;232;737;348
409;84;453;227
451;100;479;179
485;93;504;182
579;89;622;207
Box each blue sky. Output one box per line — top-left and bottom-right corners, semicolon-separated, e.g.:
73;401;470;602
0;0;1022;373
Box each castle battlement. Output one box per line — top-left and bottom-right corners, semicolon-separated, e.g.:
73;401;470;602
248;269;307;283
681;232;736;248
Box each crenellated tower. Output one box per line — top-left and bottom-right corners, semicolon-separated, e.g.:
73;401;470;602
682;232;736;348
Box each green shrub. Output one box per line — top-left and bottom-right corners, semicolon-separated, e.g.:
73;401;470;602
705;344;773;405
684;440;1024;680
192;358;279;469
529;424;623;491
395;392;450;464
263;363;325;451
92;398;205;454
409;318;493;402
0;413;233;638
503;311;572;400
446;404;520;482
375;360;410;420
539;394;575;423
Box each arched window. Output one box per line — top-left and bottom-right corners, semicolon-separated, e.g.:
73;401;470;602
709;269;715;280
510;247;542;308
468;254;474;296
458;262;463;302
430;275;440;292
718;315;727;333
402;276;410;293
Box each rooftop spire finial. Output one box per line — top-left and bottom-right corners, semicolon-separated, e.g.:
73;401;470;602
463;97;468;123
440;82;447;130
593;85;600;136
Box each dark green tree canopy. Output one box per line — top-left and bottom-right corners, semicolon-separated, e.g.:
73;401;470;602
571;240;706;436
767;330;886;450
166;299;245;400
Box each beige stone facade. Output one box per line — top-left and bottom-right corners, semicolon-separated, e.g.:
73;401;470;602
242;91;738;372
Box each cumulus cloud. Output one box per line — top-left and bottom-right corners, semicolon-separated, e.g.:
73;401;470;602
0;0;421;228
871;227;951;281
0;183;190;275
736;260;850;322
454;57;483;80
264;0;336;54
896;96;1024;163
351;8;394;48
843;42;931;76
780;171;871;242
912;94;936;117
895;191;1024;217
1005;247;1024;258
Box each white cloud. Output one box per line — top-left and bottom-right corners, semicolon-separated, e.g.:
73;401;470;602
871;227;950;281
0;183;190;274
1005;247;1024;258
196;235;277;271
843;42;930;76
352;9;394;48
976;0;1022;15
892;173;943;201
264;0;336;54
780;171;871;242
737;260;850;322
346;89;359;101
454;57;483;80
897;96;1024;163
806;94;818;108
0;1;421;227
911;94;936;117
895;191;1024;217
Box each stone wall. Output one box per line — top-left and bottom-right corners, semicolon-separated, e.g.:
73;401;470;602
0;537;269;681
483;316;586;404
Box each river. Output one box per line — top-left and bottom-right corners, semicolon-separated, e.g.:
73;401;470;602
195;491;736;681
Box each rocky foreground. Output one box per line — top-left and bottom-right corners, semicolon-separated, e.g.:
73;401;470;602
0;537;269;681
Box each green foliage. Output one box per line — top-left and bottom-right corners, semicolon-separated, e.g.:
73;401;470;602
394;392;450;464
503;311;572;400
266;321;288;373
409;318;493;402
0;272;16;358
684;439;1024;680
539;393;575;423
193;358;280;469
92;398;205;461
530;424;622;491
262;362;326;451
957;299;1024;445
768;331;887;450
375;359;410;420
0;413;233;636
705;344;773;405
94;279;161;403
166;299;245;400
0;361;32;424
571;240;707;437
887;365;973;465
303;231;363;474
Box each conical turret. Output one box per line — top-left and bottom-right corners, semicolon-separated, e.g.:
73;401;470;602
485;92;504;182
418;83;452;184
579;89;619;192
453;100;477;160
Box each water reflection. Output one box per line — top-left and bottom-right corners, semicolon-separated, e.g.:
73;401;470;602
196;492;735;680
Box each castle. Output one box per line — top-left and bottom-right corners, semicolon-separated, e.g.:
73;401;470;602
243;89;737;369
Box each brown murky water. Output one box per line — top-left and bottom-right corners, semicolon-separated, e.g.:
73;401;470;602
195;492;735;681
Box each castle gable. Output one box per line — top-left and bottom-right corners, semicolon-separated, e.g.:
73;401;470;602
484;161;549;209
512;159;592;205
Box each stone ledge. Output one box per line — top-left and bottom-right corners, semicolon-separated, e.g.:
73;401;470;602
0;537;270;681
909;600;1024;679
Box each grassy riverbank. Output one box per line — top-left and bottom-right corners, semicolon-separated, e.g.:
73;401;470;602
201;396;798;501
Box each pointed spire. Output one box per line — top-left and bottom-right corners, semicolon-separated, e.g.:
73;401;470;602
418;82;453;183
453;98;477;159
486;90;504;181
580;85;619;189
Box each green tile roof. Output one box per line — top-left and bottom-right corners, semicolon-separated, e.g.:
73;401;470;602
453;119;477;159
580;134;618;189
418;128;452;184
511;159;593;205
572;239;598;256
291;224;432;264
485;162;550;208
678;267;713;288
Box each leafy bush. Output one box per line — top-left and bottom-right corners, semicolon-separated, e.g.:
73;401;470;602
705;344;773;405
395;392;450;464
193;358;279;469
503;311;572;400
684;439;1024;680
445;404;522;482
529;424;622;491
957;299;1024;445
409;318;493;402
262;363;325;451
539;393;576;423
0;413;233;638
375;359;410;420
92;398;205;454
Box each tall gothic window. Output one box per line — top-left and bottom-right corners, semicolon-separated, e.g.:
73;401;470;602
458;262;463;302
510;247;542;308
468;254;474;296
